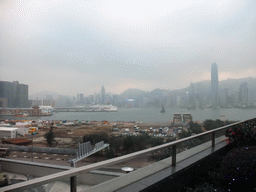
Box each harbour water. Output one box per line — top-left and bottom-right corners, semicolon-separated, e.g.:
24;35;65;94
1;107;256;123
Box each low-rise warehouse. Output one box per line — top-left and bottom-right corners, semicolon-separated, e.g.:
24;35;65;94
0;127;19;139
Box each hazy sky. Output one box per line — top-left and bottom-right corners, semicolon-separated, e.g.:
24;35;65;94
1;0;256;96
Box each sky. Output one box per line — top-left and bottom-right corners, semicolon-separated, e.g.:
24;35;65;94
1;0;256;96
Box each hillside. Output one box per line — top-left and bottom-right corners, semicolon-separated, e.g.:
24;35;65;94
119;88;147;99
220;77;256;89
119;77;256;97
30;77;256;99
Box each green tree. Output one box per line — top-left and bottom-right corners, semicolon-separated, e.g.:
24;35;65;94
106;148;115;159
107;136;124;155
149;137;164;147
179;131;191;139
203;119;233;131
83;132;108;144
123;136;135;153
203;119;215;130
189;121;203;134
44;126;55;145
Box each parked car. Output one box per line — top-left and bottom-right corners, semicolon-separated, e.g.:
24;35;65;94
158;127;163;133
113;128;119;132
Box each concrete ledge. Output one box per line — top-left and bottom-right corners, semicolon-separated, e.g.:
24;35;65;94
0;158;72;170
0;158;122;187
83;136;228;192
0;158;71;177
90;170;126;177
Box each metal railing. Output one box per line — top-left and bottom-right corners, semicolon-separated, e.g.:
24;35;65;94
2;117;256;192
0;144;77;154
70;141;109;167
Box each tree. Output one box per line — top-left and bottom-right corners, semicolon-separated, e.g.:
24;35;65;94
203;119;233;131
149;137;164;147
44;126;55;145
107;136;124;155
83;132;108;144
123;136;135;153
106;148;115;159
189;121;203;134
179;131;191;139
203;119;215;130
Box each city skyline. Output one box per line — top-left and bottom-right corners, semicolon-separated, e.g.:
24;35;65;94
1;76;256;109
1;0;256;95
28;76;256;98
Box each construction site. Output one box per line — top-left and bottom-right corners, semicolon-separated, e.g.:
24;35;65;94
0;119;178;168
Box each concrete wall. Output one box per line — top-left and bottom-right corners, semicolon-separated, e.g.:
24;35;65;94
0;158;118;185
0;158;69;177
0;144;77;154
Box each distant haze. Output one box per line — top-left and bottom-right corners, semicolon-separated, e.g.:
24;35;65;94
1;0;256;96
29;77;256;99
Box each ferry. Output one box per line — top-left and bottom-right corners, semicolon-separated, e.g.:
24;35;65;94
55;104;118;112
14;113;29;117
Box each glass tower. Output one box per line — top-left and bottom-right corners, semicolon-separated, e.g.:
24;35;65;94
101;86;105;104
211;63;219;108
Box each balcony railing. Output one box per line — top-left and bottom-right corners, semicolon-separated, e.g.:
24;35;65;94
1;117;256;192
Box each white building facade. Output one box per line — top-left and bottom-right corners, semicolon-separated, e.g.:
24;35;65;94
0;127;19;138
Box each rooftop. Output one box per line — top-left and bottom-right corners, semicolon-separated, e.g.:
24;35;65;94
0;128;19;131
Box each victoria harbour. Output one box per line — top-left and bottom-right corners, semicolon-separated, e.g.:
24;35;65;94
2;107;256;123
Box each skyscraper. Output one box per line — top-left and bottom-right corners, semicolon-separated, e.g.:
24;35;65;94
76;93;84;105
0;81;29;108
211;63;219;107
239;82;248;103
101;86;105;104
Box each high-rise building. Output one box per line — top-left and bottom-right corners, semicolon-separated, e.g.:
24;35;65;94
219;88;228;106
0;81;29;108
95;94;101;104
211;63;219;107
88;95;94;104
239;82;248;103
101;86;105;104
76;93;84;105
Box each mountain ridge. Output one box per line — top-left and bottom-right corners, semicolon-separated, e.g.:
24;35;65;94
29;77;256;99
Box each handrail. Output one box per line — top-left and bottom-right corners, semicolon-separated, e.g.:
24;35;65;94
1;117;256;192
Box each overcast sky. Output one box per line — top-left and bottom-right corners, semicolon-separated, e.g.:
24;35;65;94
1;0;256;96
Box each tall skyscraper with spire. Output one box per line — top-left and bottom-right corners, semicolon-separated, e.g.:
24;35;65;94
101;86;105;104
211;63;219;108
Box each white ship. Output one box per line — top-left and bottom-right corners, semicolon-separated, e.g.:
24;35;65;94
55;104;118;112
90;105;118;112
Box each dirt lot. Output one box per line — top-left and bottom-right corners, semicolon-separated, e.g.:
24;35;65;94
26;121;174;148
3;121;178;170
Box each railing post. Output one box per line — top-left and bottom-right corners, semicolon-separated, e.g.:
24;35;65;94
70;176;77;192
212;132;215;148
172;145;176;166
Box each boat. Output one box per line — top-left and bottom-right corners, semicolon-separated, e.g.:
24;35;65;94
14;113;29;117
160;106;165;113
89;104;118;112
55;104;118;112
